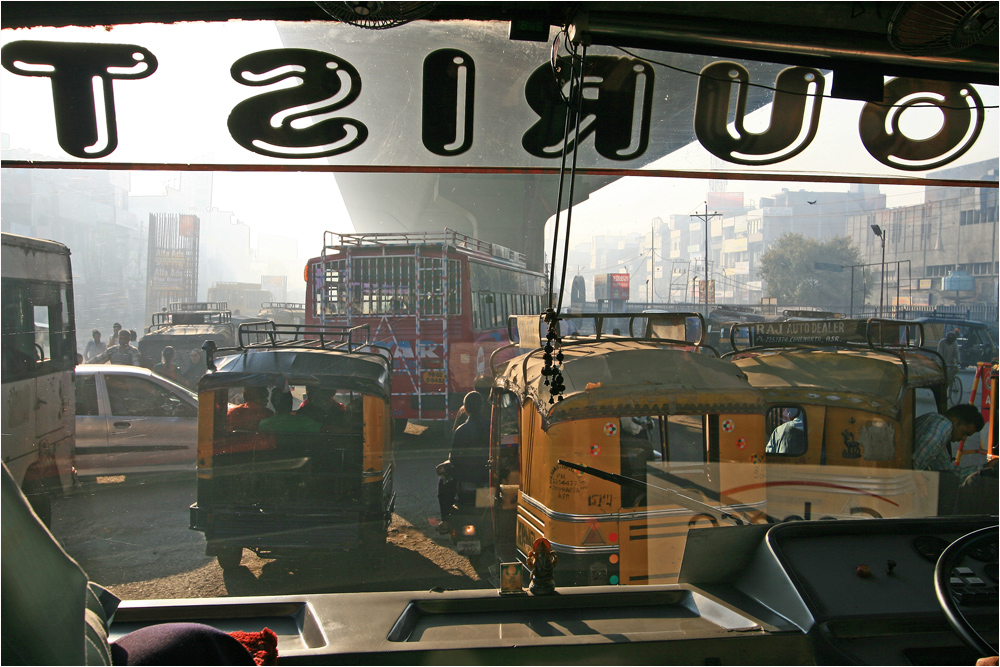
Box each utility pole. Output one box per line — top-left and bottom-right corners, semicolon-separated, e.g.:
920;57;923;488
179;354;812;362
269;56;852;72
871;224;886;318
690;203;722;316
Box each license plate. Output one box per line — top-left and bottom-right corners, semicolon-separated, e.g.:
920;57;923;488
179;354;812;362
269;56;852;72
455;539;481;556
422;370;446;385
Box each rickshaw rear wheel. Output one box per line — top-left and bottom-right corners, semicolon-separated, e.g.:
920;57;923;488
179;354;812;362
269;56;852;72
215;546;243;570
361;523;388;562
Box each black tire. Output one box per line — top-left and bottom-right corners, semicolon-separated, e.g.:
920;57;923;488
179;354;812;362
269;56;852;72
948;375;963;407
215;546;243;570
361;523;388;562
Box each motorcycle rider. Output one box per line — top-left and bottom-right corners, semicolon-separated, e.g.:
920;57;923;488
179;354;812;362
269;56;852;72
437;391;489;533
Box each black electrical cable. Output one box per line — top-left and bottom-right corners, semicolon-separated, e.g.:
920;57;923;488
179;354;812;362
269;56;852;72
556;41;587;316
546;29;579;310
613;44;999;110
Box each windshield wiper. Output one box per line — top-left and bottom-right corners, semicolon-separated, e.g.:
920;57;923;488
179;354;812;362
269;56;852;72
556;459;745;526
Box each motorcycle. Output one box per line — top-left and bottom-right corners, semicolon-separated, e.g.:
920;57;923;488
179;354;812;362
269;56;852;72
437;459;493;566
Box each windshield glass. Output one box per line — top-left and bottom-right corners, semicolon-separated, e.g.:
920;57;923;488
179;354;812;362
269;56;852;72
1;18;996;603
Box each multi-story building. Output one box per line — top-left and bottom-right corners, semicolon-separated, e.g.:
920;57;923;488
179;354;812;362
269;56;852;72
665;186;887;305
1;137;146;342
846;159;998;309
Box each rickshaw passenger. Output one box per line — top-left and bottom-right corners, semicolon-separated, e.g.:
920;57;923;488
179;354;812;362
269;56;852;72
297;386;346;425
220;386;276;455
766;409;805;455
913;404;985;475
260;391;321;433
227;386;273;431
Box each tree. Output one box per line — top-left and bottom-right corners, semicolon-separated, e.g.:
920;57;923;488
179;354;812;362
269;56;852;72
758;233;868;306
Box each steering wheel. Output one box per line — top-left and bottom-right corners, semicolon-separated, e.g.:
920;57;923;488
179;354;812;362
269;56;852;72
934;525;999;657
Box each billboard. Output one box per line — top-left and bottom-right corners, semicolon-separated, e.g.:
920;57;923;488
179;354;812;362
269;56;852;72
261;275;288;302
594;274;608;300
610;273;630;300
707;192;745;210
146;213;199;321
594;273;630;301
696;278;716;303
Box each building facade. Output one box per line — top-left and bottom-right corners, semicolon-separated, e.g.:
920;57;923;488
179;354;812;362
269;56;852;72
846;159;998;310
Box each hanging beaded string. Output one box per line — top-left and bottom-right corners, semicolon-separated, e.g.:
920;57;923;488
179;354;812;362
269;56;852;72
542;308;565;403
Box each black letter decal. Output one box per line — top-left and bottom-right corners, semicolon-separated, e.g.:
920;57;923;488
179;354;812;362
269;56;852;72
859;78;984;171
694;62;824;166
1;41;157;159
228;49;367;159
422;49;475;156
522;56;653;161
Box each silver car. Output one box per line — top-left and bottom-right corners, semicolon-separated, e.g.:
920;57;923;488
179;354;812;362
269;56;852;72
74;364;199;478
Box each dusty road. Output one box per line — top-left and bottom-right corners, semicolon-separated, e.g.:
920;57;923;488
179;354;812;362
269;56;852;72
49;423;495;600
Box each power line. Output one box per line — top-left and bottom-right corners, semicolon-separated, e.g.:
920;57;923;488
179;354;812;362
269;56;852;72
612;45;1000;111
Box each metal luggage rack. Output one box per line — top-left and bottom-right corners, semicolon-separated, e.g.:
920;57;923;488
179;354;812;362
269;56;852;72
260;302;305;310
492;312;715;377
321;228;527;268
150;309;232;328
724;317;926;356
169;301;228;312
722;318;948;385
225;322;391;361
505;312;708;346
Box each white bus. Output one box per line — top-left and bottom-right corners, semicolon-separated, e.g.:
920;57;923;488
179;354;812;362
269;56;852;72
1;232;77;524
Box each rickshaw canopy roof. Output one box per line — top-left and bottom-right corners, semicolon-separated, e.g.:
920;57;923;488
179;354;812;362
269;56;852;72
198;347;391;399
732;349;945;419
497;339;765;427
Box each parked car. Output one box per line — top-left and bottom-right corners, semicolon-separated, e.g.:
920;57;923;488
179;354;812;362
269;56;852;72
911;317;999;367
73;364;199;479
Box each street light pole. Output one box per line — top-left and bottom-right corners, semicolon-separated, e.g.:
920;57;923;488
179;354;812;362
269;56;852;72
691;203;721;316
871;224;885;318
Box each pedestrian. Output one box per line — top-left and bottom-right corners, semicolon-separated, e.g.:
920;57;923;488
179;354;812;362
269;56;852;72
111;323;122;342
153;346;181;383
937;331;960;385
84;329;106;362
183;349;205;389
91;329;142;366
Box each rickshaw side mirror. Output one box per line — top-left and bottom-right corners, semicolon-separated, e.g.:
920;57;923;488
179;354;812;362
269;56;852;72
202;339;217;371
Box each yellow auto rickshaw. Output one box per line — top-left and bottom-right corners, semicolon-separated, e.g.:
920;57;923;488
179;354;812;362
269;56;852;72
727;318;953;520
188;322;394;569
489;312;768;587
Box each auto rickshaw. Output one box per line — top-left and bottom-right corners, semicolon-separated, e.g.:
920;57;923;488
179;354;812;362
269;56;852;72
726;318;956;520
188;322;394;569
488;312;768;587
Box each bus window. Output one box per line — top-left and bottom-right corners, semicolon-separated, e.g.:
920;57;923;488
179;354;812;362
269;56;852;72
1;278;75;381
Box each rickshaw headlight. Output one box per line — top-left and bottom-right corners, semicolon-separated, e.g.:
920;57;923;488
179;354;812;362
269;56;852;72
462;525;476;537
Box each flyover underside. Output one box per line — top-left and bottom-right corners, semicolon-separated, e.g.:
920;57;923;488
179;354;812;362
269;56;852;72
334;172;618;273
